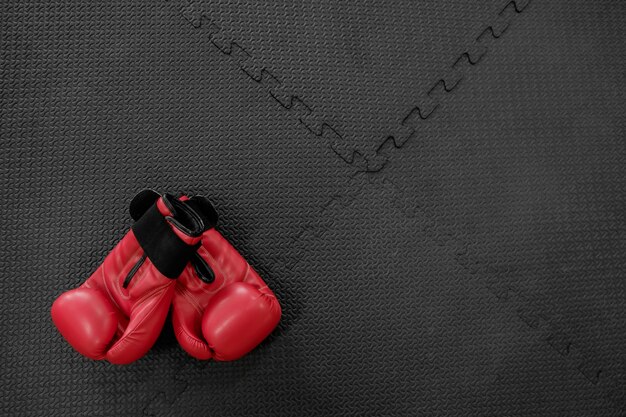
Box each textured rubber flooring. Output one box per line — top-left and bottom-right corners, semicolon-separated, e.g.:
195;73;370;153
1;1;625;416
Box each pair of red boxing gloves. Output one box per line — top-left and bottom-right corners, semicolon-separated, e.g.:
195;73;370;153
51;190;281;364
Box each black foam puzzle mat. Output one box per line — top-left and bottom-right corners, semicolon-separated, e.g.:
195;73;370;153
1;1;625;416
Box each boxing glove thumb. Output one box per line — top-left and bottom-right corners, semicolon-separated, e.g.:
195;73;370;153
51;286;122;360
201;282;281;361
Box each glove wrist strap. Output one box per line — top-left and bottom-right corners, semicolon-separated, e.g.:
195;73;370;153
132;203;198;279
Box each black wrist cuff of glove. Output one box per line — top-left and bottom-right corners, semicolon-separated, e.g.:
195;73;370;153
131;191;204;279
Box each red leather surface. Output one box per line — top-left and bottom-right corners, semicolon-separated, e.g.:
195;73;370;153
173;229;281;360
51;197;203;365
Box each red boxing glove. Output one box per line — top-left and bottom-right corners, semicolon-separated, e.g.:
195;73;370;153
173;197;281;361
51;191;214;364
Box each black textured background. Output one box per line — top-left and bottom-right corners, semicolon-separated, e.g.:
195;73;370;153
1;1;625;416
